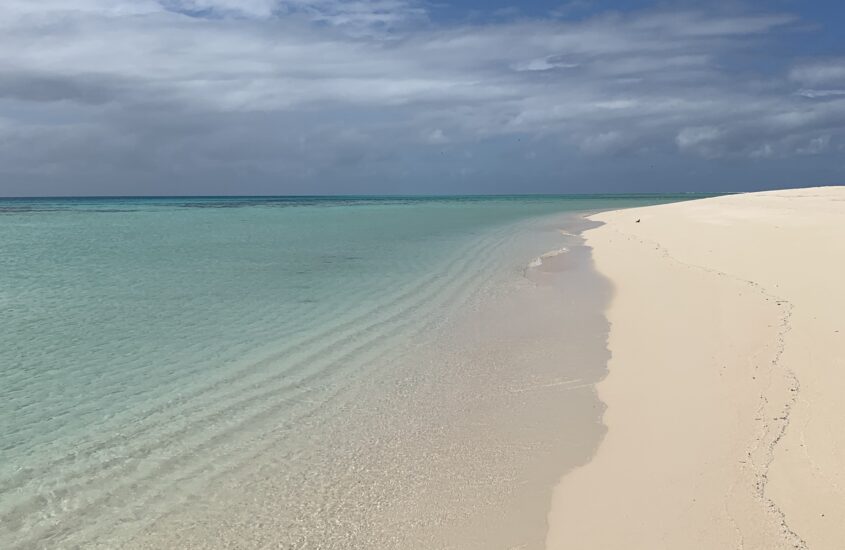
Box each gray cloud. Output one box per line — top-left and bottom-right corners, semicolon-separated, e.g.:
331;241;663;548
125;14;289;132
0;1;843;195
790;59;845;87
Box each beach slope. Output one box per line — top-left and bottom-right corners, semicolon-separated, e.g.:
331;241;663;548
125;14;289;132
547;187;845;549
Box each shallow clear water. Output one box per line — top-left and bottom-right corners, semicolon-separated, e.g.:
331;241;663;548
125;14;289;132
0;195;699;548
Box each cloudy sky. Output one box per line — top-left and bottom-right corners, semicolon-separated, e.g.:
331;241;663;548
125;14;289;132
1;0;844;196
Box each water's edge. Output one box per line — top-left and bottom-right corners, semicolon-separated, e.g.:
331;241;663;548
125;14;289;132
0;198;688;549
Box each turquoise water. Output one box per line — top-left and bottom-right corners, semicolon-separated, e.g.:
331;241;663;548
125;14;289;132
0;195;699;548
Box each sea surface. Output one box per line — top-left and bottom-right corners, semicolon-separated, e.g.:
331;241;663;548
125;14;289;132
0;195;699;549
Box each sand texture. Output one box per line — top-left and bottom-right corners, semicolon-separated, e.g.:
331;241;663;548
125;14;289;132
547;187;845;549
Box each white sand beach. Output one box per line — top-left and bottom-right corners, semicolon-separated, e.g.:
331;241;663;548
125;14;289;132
548;187;845;549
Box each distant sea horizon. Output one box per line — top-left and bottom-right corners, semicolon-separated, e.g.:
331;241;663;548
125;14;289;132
1;191;723;199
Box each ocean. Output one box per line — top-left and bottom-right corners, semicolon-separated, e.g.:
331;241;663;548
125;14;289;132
0;195;697;549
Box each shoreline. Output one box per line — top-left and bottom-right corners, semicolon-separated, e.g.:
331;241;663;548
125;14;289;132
103;210;617;550
0;197;697;549
547;187;845;549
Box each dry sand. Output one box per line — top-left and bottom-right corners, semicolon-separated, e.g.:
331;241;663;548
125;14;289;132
547;187;845;549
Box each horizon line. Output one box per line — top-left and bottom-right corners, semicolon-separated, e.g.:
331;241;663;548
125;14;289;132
0;191;732;200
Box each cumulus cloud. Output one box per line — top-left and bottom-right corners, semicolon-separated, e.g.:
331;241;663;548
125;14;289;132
0;1;843;194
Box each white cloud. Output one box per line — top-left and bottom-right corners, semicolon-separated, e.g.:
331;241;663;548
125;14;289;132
0;1;843;194
513;56;579;72
797;88;845;98
162;0;280;18
676;126;722;154
423;128;448;144
677;126;720;144
790;59;845;86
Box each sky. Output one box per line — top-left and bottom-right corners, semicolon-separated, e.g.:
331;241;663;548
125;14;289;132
1;0;844;196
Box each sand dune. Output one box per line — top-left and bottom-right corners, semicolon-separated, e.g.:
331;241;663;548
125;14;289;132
548;187;845;549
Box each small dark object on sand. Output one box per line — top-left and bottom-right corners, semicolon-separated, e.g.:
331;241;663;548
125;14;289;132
636;219;641;223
